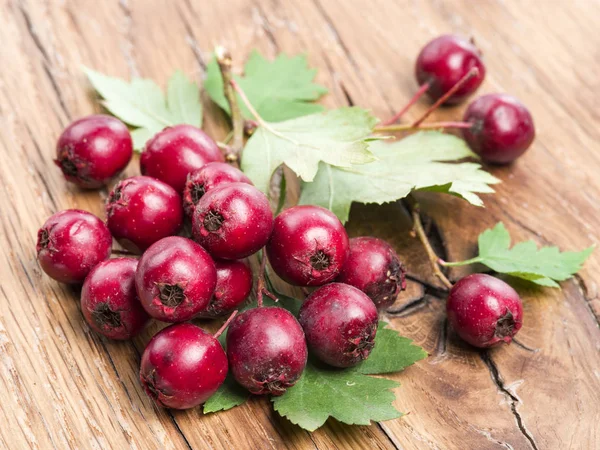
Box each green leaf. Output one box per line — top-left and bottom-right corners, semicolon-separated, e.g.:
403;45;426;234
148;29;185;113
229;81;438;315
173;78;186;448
299;131;501;223
445;222;594;287
355;323;428;375
85;68;202;150
242;107;378;193
272;360;402;431
205;51;328;122
203;374;250;413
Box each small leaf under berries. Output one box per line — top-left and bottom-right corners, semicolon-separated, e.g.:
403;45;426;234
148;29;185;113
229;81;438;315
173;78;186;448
242;107;379;193
85;68;202;150
203;374;250;413
445;222;594;287
205;51;328;122
299;131;500;223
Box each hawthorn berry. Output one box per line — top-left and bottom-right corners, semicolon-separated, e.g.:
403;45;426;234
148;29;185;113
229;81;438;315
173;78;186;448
81;258;149;340
135;236;217;323
36;209;112;284
266;205;349;286
299;283;378;368
106;176;183;253
141;125;224;192
447;273;523;348
197;260;253;318
55;115;133;188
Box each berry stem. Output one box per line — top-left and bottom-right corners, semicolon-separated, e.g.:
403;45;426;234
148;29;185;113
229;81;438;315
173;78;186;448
381;82;430;126
256;250;278;307
215;47;244;166
407;196;454;290
213;309;239;339
373;121;472;133
412;67;480;127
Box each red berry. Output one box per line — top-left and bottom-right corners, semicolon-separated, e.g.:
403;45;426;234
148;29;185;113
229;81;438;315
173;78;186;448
106;176;183;253
55;115;133;188
299;283;378;368
192;183;273;260
197;260;253;318
135;237;217;323
266;205;349;286
36;209;112;284
140;323;227;409
447;273;523;348
81;258;149;340
463;94;535;164
182;162;252;217
415;35;485;105
141;125;224;192
337;237;406;310
226;307;307;395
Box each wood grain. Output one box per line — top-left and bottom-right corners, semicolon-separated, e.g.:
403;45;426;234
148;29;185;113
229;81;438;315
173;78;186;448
1;0;599;449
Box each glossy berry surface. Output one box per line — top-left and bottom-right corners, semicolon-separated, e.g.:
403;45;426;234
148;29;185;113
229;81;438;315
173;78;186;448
81;258;149;340
299;283;378;368
36;209;112;284
197;260;253;318
106;176;183;253
136;237;217;323
266;205;349;286
227;307;307;395
141;125;224;193
183;162;252;217
337;237;406;310
463;93;535;164
415;34;485;105
447;273;523;348
55;115;133;188
140;323;227;409
192;183;273;260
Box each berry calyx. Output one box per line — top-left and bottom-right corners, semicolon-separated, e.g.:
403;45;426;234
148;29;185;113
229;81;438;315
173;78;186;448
141;125;224;192
192;183;274;260
106;176;183;253
226;307;308;395
463;93;535;164
415;34;486;105
446;273;523;348
299;283;378;367
135;236;217;323
36;209;112;284
55;115;133;188
337;237;406;309
81;258;149;340
266;205;349;286
197;260;253;318
140;323;228;409
182;162;252;217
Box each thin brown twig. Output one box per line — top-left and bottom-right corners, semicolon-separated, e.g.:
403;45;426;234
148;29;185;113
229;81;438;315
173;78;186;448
407;196;453;290
373;121;472;133
213;310;238;339
381;82;430;126
256;250;278;307
215;46;244;166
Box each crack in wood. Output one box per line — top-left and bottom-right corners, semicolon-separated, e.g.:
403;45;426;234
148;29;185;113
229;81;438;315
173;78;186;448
480;352;538;450
573;274;600;329
253;2;279;52
176;2;207;71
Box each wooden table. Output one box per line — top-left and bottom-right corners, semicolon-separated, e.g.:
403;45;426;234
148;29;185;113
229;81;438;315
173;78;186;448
2;1;599;448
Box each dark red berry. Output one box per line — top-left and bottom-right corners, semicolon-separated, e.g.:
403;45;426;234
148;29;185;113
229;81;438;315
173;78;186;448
447;273;523;348
135;237;217;323
182;162;252;217
226;307;307;395
81;258;149;340
55;115;133;188
197;260;253;318
463;93;535;164
415;35;485;105
266;205;349;286
140;323;227;409
192;183;273;260
299;283;378;368
141;125;224;192
337;237;407;310
36;209;112;284
106;176;183;253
